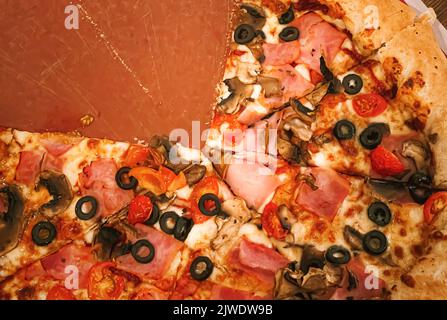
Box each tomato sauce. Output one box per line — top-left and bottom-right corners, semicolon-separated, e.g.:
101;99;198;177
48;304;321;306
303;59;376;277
0;0;235;145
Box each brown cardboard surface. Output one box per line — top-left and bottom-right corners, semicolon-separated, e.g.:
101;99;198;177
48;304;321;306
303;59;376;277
0;0;235;144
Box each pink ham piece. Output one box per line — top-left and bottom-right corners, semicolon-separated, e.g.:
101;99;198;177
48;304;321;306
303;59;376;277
263;64;315;109
15;150;43;185
210;284;271;300
40;138;73;157
292;12;347;72
295;167;350;221
331;258;387;300
78;159;134;217
228;237;288;287
225;158;282;209
41;244;96;289
116;224;183;279
262;41;301;66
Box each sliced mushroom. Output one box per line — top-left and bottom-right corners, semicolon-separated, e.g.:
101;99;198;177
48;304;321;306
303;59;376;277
277;138;310;166
0;185;25;256
221;198;252;222
300;245;326;274
281;116;313;142
149;135;171;163
183;164;206;186
343;225;364;251
257;76;282;98
94;226;124;261
277;205;295;231
305;83;330;107
38;171;73;217
402;139;431;172
217;77;254;115
239;3;266;30
211;217;242;251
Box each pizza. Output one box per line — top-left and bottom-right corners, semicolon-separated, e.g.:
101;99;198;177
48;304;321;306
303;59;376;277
1;0;447;300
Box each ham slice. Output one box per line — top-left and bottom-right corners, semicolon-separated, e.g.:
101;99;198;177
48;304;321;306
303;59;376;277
225;159;282;210
228;238;288;287
210;284;271;300
41;244;96;289
295;167;350;221
116;224;183;279
262;41;301;66
78;159;134;217
263;65;315;108
331;258;387;300
15;150;43;185
40;138;73;157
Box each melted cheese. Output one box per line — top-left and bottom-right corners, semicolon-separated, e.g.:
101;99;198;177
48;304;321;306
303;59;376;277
238;223;272;248
185;218;218;250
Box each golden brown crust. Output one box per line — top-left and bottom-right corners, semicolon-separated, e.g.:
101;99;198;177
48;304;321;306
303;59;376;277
327;0;416;56
373;20;447;188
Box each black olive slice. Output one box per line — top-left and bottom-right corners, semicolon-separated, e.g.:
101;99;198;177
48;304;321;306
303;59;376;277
368;201;392;227
320;57;334;81
333;120;356;140
198;194;221;217
325;245;351;265
174;217;194;242
32;221;57;246
279;26;299;42
278;6;295;24
408;172;433;205
131;239;155;264
342;74;363;95
190;256;214;281
234;24;256;44
159;211;179;235
115;167;138;190
359;123;389;150
144;202;160;226
75;196;98;221
362;230;388;256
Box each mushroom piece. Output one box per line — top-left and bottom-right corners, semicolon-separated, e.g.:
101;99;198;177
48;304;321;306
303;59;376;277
257;76;282;98
343;225;364;251
221;198;253;222
239;3;267;30
402;139;431;172
183;164;206;186
94;226;124;261
217;77;254;115
211;216;242;251
300;245;326;274
38;171;73;218
0;185;25;256
281;116;313;142
305;83;330;107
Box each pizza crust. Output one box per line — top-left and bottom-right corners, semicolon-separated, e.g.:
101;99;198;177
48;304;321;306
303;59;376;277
328;0;416;55
372;19;447;188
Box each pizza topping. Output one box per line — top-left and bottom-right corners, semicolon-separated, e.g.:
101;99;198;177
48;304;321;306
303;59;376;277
367;202;392;227
88;262;125;300
262;202;288;240
144;200;160;226
131;239;155;264
184;164;207;186
325;246;351;266
362;230;388;256
359;123;389;150
95;226;123;261
127;195;153;225
190;256;214;281
371;146;405;177
342;74;363;95
15;150;43;185
300;245;326;274
37;171;73;217
198;193;222;217
262;41;301;66
0;185;25;256
79;159;134;218
116;224;183;279
31;221;57;246
217;78;254;115
240;3;266;29
74;196;98;221
279;26;300;42
401;140;431;172
295;168;350;221
190;176;220;224
234;24;256;45
408;172;433;205
423;192;447;224
278;5;294;24
46;285;76;300
333;120;356;141
159;211;180;235
173;217;194;242
115;167;138;190
210;285;268;300
352;93;388;118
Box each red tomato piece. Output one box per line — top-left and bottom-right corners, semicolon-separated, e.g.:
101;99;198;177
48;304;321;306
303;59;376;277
87;262;125;300
353;93;388;117
128;195;153;225
424;192;447;224
46;285;77;300
124;145;151;167
371;146;405;177
261;202;288;240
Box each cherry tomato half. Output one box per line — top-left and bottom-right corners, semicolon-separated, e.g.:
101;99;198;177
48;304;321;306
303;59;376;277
424;192;447;224
353;93;388;118
128;195;153;225
371;146;405;177
46;285;77;300
87;262;125;300
262;202;288;240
